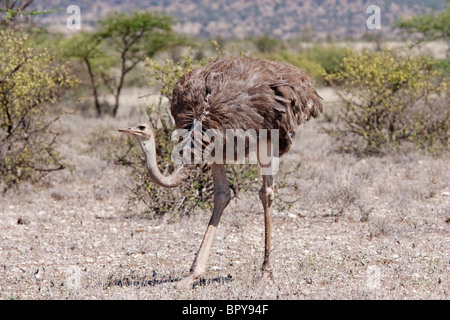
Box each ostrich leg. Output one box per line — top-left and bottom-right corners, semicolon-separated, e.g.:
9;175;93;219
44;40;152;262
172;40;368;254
177;164;231;288
259;174;274;280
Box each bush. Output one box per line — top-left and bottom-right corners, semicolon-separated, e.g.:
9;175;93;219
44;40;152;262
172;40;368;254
271;51;326;85
251;35;280;53
304;44;347;76
0;30;76;192
325;48;449;155
258;45;346;86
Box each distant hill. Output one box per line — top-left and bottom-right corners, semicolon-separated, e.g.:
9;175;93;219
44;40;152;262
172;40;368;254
30;0;447;39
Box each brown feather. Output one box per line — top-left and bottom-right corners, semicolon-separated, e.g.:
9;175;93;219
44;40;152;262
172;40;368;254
171;56;323;157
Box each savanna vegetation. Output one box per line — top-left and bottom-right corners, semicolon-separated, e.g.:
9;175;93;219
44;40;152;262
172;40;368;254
1;1;449;300
0;29;76;192
325;48;449;155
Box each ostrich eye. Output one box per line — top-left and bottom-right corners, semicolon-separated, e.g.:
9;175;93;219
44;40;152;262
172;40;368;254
138;126;146;131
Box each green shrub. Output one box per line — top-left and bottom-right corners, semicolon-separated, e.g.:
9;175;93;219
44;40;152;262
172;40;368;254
0;30;76;192
258;51;325;85
304;44;347;76
325;48;449;155
258;45;346;86
276;51;326;84
434;59;450;75
251;35;280;53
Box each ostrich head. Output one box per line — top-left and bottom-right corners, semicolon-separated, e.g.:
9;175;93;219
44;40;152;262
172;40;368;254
118;122;153;141
118;122;188;188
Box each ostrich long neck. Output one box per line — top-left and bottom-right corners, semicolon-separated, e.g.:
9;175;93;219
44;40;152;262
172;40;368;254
139;135;187;188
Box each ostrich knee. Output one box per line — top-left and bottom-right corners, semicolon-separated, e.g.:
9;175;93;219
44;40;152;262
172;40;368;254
259;185;274;206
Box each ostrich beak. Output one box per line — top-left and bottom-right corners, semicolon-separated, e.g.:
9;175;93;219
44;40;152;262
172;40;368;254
118;127;137;135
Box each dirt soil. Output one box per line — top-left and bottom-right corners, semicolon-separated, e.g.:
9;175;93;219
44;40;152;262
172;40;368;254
0;88;449;300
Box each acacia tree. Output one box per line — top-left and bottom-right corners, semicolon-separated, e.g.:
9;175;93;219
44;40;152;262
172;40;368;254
395;5;450;58
63;31;111;116
96;11;181;117
396;5;449;40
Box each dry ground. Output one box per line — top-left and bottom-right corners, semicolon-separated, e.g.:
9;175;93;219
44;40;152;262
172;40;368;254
0;88;449;300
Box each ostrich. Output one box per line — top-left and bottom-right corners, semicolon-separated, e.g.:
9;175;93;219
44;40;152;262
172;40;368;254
119;56;323;288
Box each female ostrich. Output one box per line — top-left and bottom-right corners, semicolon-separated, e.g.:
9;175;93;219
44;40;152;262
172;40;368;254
119;56;323;288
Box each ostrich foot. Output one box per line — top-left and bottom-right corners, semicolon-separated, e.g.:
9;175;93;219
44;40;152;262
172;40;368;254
176;274;199;289
261;269;274;281
258;262;275;284
260;267;274;283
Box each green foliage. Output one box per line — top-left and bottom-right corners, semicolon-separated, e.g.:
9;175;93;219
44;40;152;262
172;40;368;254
63;11;182;117
395;6;450;59
325;48;449;155
99;11;178;117
62;31;115;116
0;30;76;191
395;6;450;41
257;45;346;86
435;58;450;74
251;34;280;53
278;51;325;80
63;31;102;62
145;54;200;104
304;45;347;75
97;11;177;58
0;0;59;26
259;51;325;85
0;7;59;19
